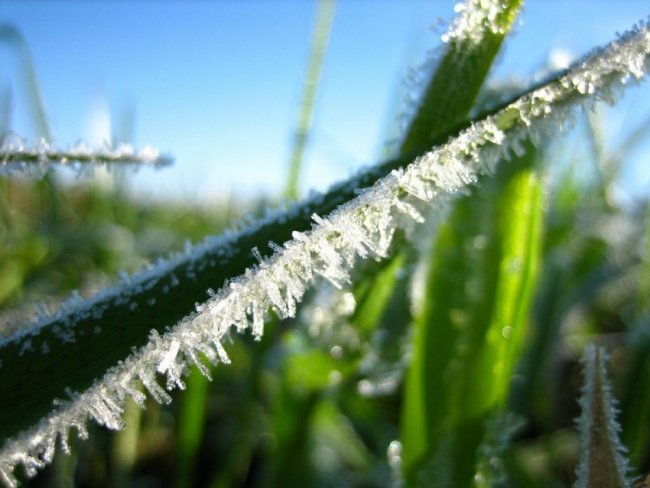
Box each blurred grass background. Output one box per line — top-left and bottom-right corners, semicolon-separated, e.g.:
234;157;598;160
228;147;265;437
1;2;650;487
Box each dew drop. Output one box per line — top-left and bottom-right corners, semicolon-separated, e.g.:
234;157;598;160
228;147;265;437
501;326;513;339
387;440;402;465
330;345;343;359
328;370;342;386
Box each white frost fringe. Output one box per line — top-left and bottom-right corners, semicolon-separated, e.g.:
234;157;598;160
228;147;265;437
0;17;649;488
442;0;513;45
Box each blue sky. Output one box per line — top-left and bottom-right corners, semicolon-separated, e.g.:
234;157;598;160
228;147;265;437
0;1;649;202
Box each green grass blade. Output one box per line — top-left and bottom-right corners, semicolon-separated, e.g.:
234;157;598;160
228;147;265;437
367;0;524;354
399;0;523;153
471;157;544;411
172;366;210;488
509;164;615;422
284;0;336;200
351;252;406;334
0;24;51;140
111;395;142;488
401;142;544;486
621;204;650;468
396;0;524;474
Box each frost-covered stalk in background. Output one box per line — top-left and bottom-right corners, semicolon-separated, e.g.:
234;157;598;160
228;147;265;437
0;13;649;488
574;345;631;488
0;135;173;176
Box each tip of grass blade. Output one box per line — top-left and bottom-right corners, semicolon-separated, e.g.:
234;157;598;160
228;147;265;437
574;344;632;488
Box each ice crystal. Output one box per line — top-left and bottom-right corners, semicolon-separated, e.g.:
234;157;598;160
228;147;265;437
442;0;509;45
388;440;404;488
0;134;173;177
0;18;649;488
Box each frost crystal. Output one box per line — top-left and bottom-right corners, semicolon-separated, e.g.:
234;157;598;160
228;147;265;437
0;18;649;488
442;0;509;45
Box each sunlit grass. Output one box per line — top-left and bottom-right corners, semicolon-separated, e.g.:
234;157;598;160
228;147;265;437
0;2;649;487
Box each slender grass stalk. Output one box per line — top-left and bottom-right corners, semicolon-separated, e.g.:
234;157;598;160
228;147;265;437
0;24;51;141
284;0;336;200
0;137;173;176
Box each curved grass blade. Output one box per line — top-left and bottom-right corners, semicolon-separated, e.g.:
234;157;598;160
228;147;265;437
621;204;650;468
401;141;543;486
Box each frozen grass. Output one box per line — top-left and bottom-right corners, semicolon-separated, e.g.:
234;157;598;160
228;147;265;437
0;3;649;487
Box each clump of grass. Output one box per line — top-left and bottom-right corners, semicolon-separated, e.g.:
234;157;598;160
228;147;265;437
0;3;649;487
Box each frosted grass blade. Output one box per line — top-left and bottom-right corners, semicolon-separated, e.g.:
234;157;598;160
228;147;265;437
400;0;522;153
574;345;631;488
